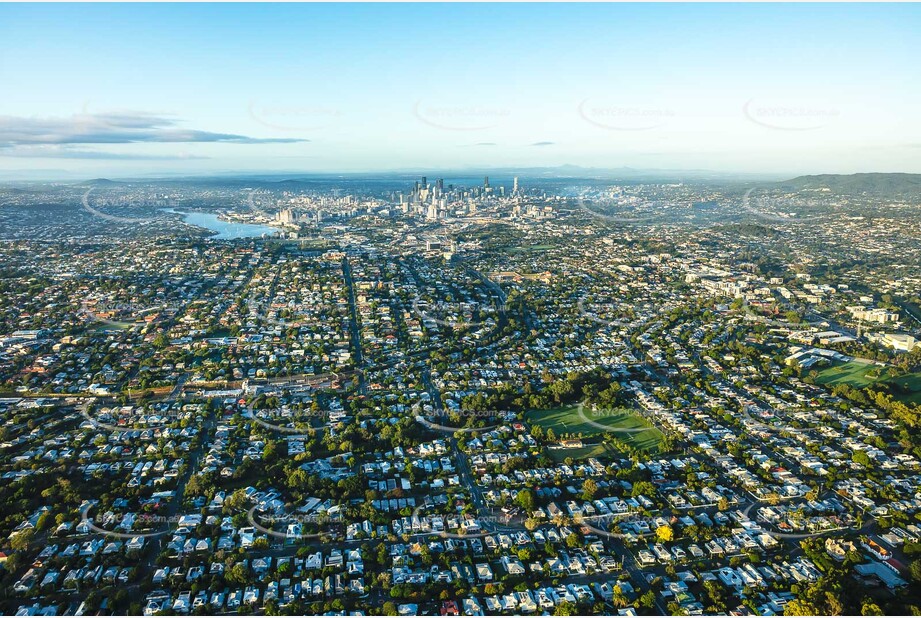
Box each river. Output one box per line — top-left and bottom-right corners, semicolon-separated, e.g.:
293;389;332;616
162;209;279;240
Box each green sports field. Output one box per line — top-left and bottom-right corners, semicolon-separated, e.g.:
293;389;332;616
544;444;609;462
526;405;664;454
815;360;891;388
885;373;921;404
816;361;921;404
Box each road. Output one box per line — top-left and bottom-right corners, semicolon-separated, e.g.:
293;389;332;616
130;395;219;581
341;257;367;396
419;365;503;527
897;300;921;329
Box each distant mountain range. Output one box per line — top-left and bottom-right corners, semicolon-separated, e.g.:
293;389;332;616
775;173;921;197
3;170;920;198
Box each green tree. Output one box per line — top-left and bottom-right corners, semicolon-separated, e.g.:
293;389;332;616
554;601;578;616
910;559;921;582
516;489;536;513
639;590;657;610
632;481;656;498
785;599;819;616
225;563;248;585
10;529;34;551
582;479;598;501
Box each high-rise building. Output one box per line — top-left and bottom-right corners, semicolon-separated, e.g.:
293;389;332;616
484;176;490;189
277;209;297;224
513;177;519;193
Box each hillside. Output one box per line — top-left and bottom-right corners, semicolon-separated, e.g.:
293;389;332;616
775;173;921;197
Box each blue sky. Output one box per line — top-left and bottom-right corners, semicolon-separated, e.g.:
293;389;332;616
1;3;919;178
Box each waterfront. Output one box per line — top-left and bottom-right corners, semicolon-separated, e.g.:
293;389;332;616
163;209;278;239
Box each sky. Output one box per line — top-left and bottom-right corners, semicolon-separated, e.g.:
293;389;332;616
1;3;920;179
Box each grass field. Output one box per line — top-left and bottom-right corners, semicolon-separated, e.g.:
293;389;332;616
89;320;135;331
545;444;608;462
886;373;921;404
526;405;664;454
815;360;891;388
816;361;921;404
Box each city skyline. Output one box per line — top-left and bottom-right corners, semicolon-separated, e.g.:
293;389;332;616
1;3;920;178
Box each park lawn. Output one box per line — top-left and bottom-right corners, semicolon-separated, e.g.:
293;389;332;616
815;360;892;388
89;320;134;332
547;443;612;463
883;372;921;405
526;405;664;454
816;361;921;405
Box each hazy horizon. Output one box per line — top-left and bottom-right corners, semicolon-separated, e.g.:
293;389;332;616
0;164;801;184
